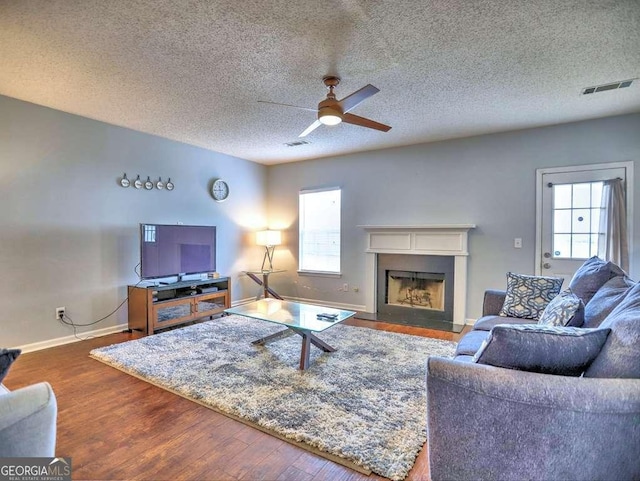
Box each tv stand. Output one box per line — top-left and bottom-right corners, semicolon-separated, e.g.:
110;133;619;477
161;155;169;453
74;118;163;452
128;277;231;335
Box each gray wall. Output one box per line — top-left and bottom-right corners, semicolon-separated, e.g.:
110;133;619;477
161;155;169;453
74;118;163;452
266;114;640;320
0;95;268;347
2;94;638;348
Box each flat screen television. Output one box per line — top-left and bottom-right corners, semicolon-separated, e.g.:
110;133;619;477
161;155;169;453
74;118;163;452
139;224;216;280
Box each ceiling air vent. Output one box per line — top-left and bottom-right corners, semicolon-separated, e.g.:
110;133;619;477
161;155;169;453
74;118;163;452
284;140;311;147
582;79;634;95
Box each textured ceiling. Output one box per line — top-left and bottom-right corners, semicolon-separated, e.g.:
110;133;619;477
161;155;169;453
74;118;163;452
1;0;639;165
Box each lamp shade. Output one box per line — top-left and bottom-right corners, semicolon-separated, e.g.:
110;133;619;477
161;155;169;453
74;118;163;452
256;230;282;246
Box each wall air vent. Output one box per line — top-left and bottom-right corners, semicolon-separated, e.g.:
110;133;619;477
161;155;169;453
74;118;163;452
582;79;635;95
284;140;311;147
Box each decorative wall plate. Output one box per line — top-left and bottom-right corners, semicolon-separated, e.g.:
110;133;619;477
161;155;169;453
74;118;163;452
144;176;154;190
120;173;130;188
134;175;143;189
166;178;174;191
156;177;165;190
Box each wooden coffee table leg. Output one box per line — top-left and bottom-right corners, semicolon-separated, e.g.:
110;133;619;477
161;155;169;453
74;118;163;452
251;329;294;345
300;332;311;370
309;334;336;353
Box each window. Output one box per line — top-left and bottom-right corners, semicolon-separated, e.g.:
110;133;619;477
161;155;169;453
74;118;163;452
299;188;341;274
552;182;603;259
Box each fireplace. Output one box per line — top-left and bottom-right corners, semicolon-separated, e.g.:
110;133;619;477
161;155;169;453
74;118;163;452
376;254;455;328
386;271;445;311
360;224;475;332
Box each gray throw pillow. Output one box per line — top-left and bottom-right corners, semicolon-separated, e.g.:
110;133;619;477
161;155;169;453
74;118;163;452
568;256;626;306
583;276;635;328
584;281;640;378
538;288;585;327
499;272;563;320
0;348;21;383
473;324;610;376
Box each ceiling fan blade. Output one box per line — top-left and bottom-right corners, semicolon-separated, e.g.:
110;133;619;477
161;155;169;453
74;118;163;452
258;100;317;112
338;84;380;113
299;120;323;137
342;113;391;132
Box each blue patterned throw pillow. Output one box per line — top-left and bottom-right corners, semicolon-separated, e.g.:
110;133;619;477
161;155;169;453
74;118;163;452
538;288;584;327
499;272;563;320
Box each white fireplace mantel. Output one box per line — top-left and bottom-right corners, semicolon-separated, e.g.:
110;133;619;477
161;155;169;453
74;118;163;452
359;224;476;326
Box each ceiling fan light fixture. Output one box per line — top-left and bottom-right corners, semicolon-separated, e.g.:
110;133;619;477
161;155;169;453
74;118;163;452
319;113;342;126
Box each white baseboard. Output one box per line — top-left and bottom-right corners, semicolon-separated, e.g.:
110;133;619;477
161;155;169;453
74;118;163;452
16;324;130;354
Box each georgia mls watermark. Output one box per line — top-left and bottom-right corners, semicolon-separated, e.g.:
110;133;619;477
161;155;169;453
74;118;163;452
0;458;71;481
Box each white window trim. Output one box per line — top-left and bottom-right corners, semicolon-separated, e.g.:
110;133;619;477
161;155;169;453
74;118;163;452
535;161;634;275
298;186;342;275
297;270;343;278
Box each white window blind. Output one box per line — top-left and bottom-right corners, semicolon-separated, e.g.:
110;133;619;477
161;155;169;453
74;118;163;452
299;188;341;273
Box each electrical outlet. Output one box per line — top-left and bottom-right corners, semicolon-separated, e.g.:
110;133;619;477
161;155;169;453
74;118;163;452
343;283;349;292
56;307;65;320
514;238;523;248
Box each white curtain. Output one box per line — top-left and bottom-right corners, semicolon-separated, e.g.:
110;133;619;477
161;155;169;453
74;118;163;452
598;178;629;272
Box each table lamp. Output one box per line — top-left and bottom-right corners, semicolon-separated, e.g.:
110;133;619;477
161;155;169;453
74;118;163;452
256;230;282;271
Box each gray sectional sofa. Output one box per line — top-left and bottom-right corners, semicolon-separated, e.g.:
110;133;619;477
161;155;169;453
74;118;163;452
0;382;57;457
0;348;57;457
426;257;640;481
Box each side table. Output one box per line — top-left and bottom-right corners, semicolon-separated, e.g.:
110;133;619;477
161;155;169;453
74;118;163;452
244;269;285;299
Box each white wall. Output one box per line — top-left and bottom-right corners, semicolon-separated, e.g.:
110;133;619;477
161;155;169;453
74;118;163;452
0;96;268;347
266;114;640;320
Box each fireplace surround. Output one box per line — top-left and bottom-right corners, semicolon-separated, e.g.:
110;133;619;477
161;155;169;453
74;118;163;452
360;224;475;330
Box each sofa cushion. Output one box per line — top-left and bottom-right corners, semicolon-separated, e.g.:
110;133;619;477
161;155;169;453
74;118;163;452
455;330;490;356
583;275;636;328
568;256;626;306
537;288;584;327
472;324;610;376
473;315;537;331
499;272;563;320
0;349;21;383
584;282;640;379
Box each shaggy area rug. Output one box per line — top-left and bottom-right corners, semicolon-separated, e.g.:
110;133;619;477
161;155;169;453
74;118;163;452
90;315;456;480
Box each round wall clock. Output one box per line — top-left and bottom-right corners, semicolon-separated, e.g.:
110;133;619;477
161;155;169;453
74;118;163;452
134;175;143;189
156;177;165;190
166;178;174;191
120;173;130;188
144;176;154;190
211;178;229;202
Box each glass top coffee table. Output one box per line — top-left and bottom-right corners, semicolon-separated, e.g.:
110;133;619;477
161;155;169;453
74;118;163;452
225;299;356;370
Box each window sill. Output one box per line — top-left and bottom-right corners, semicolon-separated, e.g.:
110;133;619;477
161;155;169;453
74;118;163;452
297;270;342;278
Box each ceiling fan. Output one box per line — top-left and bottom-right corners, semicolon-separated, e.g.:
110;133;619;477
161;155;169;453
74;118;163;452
259;76;392;138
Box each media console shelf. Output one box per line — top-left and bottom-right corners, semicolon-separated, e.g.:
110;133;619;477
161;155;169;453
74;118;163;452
128;277;231;335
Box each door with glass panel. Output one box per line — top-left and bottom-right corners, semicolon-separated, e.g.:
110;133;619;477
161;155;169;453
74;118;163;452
538;165;628;286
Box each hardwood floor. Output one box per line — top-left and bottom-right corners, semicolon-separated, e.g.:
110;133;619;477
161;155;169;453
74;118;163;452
4;319;469;481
